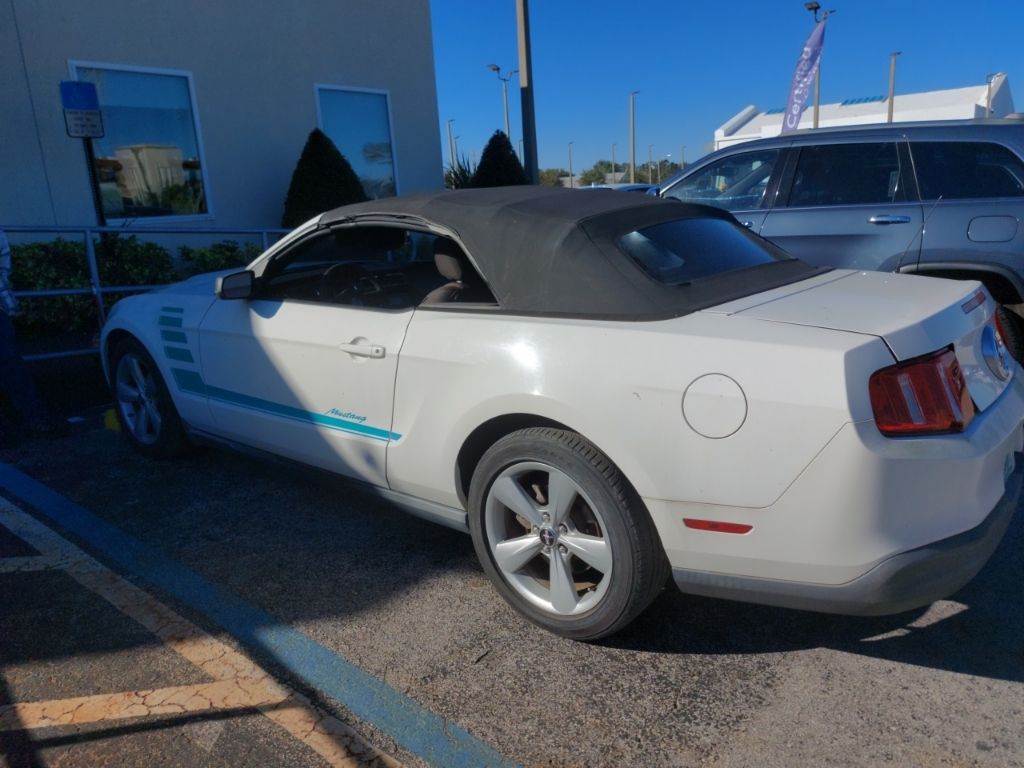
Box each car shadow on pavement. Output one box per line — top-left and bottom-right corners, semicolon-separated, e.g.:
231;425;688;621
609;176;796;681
607;508;1024;684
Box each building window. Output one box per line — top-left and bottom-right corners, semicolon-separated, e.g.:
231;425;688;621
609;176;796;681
316;86;397;199
71;63;209;220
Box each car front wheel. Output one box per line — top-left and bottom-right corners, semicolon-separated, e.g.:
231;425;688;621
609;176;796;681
111;337;189;458
468;428;668;640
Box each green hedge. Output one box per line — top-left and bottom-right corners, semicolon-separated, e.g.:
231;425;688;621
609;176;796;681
10;235;263;338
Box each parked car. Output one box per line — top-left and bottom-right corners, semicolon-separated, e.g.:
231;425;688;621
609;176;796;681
658;120;1024;358
101;187;1024;640
582;183;658;194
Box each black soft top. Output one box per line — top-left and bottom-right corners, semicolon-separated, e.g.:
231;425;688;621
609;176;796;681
321;186;818;320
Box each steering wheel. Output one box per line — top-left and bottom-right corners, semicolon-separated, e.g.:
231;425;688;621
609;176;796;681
317;263;380;305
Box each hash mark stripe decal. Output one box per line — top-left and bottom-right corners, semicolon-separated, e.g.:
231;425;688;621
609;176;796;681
161;306;185;314
159;316;183;328
170;369;401;441
164;346;194;363
160;330;187;343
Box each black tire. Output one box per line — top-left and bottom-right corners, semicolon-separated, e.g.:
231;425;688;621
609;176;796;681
996;305;1024;364
110;337;190;458
468;427;668;640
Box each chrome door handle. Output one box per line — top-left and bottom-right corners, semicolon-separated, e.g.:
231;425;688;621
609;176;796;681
339;342;385;359
867;214;912;225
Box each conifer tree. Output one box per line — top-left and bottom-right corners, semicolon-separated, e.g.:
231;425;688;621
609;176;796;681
470;131;528;188
282;129;367;228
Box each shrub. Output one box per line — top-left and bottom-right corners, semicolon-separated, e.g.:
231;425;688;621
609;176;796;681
10;235;175;338
471;131;528;188
179;240;262;277
445;155;476;189
282;128;367;228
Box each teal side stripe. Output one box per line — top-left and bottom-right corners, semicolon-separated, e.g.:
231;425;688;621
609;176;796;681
159;316;183;328
164;346;194;363
171;368;401;442
161;330;187;344
161;306;185;314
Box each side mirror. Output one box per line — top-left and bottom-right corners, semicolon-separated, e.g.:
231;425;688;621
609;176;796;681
216;270;255;300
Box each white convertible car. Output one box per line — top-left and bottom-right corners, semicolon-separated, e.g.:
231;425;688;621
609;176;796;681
101;187;1024;639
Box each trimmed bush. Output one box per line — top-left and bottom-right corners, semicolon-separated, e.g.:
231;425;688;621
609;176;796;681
471;131;528;188
179;240;262;277
282;129;367;228
10;235;175;338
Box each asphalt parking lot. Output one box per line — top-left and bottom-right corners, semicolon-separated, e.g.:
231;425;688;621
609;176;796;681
1;421;1022;768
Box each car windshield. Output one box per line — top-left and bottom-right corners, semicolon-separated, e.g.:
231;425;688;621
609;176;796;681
617;217;792;285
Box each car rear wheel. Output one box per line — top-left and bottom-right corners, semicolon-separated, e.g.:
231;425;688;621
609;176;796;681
468;428;668;640
996;305;1024;363
111;337;189;458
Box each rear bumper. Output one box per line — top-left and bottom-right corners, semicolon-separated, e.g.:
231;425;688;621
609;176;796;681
671;457;1022;616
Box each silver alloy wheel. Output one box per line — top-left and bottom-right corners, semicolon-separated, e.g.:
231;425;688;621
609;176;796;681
484;461;613;616
115;353;163;446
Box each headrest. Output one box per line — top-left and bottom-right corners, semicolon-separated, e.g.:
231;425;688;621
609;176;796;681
433;238;464;281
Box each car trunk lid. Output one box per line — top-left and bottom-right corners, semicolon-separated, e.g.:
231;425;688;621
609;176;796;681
707;269;1012;411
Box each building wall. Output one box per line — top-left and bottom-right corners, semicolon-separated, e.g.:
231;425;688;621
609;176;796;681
1;0;443;229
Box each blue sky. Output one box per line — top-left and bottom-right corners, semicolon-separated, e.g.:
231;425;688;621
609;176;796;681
431;0;1024;172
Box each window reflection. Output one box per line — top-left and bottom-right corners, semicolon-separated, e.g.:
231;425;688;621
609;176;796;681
75;66;208;219
318;88;396;199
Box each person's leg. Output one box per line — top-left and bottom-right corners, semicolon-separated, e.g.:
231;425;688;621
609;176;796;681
0;311;47;424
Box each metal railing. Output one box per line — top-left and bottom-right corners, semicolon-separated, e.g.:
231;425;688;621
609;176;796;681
5;225;289;360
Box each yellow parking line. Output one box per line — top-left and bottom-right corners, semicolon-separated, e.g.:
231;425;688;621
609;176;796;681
0;499;401;768
0;679;290;731
0;554;67;573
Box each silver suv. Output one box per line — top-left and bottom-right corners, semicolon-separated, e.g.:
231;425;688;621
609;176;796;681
659;120;1024;357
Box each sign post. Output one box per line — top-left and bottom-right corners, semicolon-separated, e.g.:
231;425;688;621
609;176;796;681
59;81;106;227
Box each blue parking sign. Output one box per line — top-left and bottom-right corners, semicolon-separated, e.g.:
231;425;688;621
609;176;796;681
59;80;103;138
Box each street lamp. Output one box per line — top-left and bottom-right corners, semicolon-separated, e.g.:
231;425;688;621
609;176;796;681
680;145;686;168
647;144;653;184
887;52;901;123
986;72;998;117
487;64;518;141
629;91;639;183
611;143;617;183
446;119;456;168
568;141;574;188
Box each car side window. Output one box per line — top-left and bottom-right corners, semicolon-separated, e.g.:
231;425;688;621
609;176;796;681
662;149;780;212
911;142;1024;200
258;227;415;309
786;142;907;207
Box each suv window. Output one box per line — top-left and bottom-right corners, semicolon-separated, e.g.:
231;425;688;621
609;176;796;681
662;149;780;211
787;142;906;207
912;141;1024;200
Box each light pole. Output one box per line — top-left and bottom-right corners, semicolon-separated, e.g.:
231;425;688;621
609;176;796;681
629;91;639;183
611;143;617;183
454;135;461;163
517;0;539;183
986;72;997;117
568;141;574;188
647;144;653;184
887;51;901;123
487;64;518;141
518;138;524;161
446;119;456;168
804;2;834;129
680;145;686;168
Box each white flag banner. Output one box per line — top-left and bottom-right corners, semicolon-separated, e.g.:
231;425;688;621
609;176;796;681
781;20;827;134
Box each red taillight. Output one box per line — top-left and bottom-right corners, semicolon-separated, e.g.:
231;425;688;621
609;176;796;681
869;347;975;436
